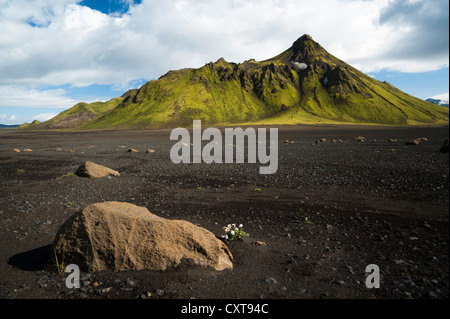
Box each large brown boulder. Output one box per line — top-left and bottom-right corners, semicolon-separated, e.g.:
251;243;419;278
75;161;120;178
49;202;233;272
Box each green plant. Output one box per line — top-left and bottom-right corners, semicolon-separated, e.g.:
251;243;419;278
54;234;67;273
252;188;262;192
221;224;249;241
16;169;25;174
57;172;75;180
62;202;77;207
304;217;313;224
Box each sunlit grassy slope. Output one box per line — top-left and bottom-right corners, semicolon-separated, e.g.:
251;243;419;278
18;97;125;129
48;35;450;129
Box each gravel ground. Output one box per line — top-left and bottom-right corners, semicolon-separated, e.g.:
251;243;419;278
0;125;448;304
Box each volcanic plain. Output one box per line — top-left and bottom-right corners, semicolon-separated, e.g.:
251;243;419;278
0;124;448;300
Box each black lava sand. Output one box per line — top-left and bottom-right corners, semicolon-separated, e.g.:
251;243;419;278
0;125;448;307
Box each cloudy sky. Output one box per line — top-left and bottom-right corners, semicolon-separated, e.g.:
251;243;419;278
0;0;448;124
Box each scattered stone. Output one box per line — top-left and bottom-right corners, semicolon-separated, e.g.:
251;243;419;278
13;148;20;153
49;201;233;272
389;138;398;142
355;136;365;142
80;274;91;281
125;279;135;286
405;139;420;146
417;137;428;142
68;149;75;153
428;291;438;298
320;138;327;142
146;149;155;153
265;277;277;284
439;138;449;153
56;148;62;151
155;289;165;296
284;140;290;144
127;148;138;153
96;287;111;294
250;241;266;246
23;148;32;152
75;161;120;178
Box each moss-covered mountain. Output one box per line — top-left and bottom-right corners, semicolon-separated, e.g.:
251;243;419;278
18;95;129;129
34;35;450;129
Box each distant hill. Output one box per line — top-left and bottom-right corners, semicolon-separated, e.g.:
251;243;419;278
426;98;449;107
18;96;128;129
0;124;20;128
21;34;449;130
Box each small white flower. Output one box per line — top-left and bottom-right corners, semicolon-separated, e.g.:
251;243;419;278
225;227;230;232
230;231;235;235
224;235;228;239
239;224;243;228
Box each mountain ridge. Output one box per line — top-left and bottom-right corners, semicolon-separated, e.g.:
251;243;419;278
426;98;449;107
22;34;449;130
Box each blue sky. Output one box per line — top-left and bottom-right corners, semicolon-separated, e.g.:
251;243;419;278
79;0;141;15
0;0;448;125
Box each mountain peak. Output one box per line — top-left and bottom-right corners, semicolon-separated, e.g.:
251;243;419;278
298;34;314;41
290;34;327;62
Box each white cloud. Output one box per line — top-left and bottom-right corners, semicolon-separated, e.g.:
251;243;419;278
429;93;449;104
31;112;58;121
0;85;77;108
0;0;448;93
0;113;20;123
